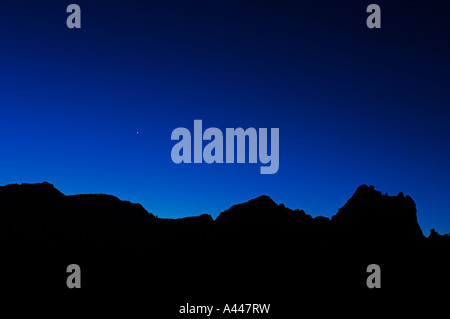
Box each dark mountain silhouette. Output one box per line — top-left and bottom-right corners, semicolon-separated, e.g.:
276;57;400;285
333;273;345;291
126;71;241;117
1;182;449;316
331;185;424;242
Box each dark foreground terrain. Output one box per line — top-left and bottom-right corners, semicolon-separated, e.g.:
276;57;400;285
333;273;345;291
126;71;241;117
1;182;449;316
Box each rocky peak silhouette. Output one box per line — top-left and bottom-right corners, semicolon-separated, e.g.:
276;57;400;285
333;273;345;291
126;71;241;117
331;184;424;242
0;181;64;201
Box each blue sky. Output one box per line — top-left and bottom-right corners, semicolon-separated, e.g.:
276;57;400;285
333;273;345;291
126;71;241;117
1;1;449;235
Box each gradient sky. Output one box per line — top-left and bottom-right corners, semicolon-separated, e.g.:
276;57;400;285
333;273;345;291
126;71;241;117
1;1;449;235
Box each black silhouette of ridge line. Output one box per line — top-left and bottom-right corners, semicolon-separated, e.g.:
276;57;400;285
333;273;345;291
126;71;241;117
1;181;449;239
1;181;450;317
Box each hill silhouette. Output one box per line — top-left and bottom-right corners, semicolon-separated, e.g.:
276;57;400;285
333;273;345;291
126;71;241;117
1;182;449;316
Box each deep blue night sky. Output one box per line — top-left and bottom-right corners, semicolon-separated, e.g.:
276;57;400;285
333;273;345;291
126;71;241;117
1;1;449;235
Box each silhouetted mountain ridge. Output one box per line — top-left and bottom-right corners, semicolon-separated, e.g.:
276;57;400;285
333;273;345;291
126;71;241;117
1;182;447;242
2;181;450;317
